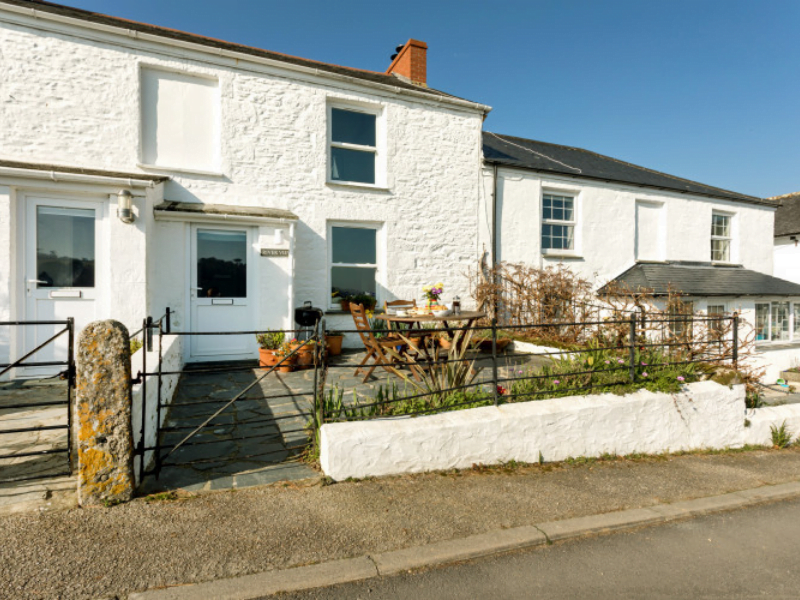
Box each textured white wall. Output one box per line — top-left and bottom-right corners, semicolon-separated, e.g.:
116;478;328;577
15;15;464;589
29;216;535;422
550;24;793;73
743;404;800;446
130;333;182;484
0;16;485;342
320;381;747;480
482;167;776;285
774;237;800;285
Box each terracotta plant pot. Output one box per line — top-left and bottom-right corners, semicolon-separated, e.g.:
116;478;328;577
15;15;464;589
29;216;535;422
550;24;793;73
296;349;315;368
438;337;453;350
258;348;279;368
327;335;344;356
340;300;351;312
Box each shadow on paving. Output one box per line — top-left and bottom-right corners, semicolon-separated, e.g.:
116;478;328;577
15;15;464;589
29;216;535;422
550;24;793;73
0;379;71;485
139;361;319;495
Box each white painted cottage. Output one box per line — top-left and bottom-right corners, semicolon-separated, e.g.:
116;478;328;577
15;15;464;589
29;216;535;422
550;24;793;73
479;133;800;382
0;0;489;370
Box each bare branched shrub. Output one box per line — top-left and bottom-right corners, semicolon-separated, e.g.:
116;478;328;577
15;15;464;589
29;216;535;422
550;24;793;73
471;260;595;344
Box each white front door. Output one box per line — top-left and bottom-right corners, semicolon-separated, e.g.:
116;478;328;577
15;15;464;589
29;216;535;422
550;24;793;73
189;225;256;362
22;197;100;377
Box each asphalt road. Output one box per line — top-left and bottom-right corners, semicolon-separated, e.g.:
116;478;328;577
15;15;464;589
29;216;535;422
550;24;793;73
269;497;800;600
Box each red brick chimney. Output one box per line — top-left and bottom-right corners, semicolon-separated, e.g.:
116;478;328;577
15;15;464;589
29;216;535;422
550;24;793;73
386;39;427;86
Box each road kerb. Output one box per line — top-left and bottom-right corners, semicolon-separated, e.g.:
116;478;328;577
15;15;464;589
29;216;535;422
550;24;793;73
127;556;378;600
372;525;547;576
127;481;800;599
536;507;665;542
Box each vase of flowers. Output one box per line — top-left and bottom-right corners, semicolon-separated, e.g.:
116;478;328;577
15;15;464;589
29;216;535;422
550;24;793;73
423;282;444;311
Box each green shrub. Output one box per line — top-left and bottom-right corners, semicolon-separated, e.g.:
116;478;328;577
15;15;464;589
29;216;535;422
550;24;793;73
130;338;143;355
771;421;793;448
256;330;284;350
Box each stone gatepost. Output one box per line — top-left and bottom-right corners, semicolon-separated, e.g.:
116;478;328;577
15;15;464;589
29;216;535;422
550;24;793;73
75;320;134;506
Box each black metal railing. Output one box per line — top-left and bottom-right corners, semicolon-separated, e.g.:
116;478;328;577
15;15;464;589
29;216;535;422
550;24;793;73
131;309;740;480
0;318;75;484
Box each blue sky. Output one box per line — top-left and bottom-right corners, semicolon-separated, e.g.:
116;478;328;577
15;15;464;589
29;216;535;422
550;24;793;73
59;0;799;198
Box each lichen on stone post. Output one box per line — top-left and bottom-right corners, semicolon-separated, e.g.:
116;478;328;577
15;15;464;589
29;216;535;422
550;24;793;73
75;320;134;506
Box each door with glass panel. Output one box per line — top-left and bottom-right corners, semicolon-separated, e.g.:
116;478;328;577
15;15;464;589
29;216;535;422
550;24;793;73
189;226;254;361
23;198;99;377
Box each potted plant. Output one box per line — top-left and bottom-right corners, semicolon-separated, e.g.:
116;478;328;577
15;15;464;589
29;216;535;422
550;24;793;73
353;293;377;311
339;294;353;312
274;341;296;373
295;339;317;368
326;330;345;356
256;330;285;367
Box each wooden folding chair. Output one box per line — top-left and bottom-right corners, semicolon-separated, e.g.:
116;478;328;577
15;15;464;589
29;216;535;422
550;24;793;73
350;303;418;383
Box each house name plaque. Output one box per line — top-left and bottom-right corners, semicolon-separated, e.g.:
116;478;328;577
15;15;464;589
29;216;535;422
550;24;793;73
260;248;289;257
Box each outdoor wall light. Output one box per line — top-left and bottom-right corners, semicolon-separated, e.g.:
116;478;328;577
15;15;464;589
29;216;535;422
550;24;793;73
117;189;135;224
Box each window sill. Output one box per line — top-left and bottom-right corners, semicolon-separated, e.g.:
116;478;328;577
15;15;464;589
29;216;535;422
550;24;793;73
543;252;583;260
326;180;391;193
137;163;225;178
755;340;800;351
710;261;742;268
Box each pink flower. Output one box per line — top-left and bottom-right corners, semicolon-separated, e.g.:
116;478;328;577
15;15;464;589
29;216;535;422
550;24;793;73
641;362;647;366
642;372;649;377
677;376;685;382
617;359;625;364
604;360;610;365
553;380;561;385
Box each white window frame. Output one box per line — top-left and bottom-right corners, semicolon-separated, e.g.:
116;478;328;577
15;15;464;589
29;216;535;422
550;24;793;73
754;300;800;344
541;191;578;255
710;210;734;263
327;221;384;309
327;101;385;188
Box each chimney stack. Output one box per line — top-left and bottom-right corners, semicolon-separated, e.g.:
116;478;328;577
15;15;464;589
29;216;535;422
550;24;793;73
386;39;427;86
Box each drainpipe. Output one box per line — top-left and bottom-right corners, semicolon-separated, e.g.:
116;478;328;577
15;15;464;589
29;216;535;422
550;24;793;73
491;163;498;269
491;163;499;320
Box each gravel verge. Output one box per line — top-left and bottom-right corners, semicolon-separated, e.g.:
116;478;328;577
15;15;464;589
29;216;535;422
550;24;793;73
3;447;800;599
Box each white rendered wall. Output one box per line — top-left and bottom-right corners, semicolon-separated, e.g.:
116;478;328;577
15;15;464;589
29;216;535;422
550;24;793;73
774;237;800;285
0;15;486;343
320;381;746;480
481;166;776;285
0;186;12;370
743;404;800;446
131;333;183;484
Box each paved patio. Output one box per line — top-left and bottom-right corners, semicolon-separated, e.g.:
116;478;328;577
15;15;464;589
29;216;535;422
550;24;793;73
139;347;548;495
0;378;75;515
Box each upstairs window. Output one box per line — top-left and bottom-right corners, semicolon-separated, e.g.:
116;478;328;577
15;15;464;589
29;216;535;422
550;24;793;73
329;107;377;185
542;194;575;251
140;68;220;172
711;212;732;262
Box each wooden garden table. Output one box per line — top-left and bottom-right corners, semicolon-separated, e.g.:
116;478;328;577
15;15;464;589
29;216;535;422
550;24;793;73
374;310;486;332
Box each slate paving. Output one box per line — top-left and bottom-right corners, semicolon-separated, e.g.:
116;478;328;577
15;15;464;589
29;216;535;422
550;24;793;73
0;379;71;483
140;348;548;495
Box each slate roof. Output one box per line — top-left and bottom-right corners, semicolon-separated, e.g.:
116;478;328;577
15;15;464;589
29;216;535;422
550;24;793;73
600;262;800;297
0;0;484;108
483;132;771;206
771;192;800;237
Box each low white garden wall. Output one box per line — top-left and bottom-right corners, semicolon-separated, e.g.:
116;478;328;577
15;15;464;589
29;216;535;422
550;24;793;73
130;334;183;484
743;404;800;446
321;381;749;481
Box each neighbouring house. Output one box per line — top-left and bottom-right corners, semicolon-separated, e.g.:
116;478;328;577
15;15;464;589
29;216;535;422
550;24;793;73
0;0;489;374
479;133;800;382
772;192;800;285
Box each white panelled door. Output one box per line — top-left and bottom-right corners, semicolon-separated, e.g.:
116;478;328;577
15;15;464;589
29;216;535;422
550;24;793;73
189;225;256;361
23;197;100;377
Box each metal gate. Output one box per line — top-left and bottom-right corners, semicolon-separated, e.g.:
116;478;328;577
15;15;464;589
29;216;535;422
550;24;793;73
0;319;75;484
135;314;324;491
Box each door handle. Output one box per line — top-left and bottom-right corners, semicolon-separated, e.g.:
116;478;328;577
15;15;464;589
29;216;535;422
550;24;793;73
28;279;48;284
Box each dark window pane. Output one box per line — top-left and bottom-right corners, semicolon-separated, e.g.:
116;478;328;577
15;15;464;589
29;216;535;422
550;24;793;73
331;147;375;184
332;266;376;298
36;206;95;288
331;108;376;146
332;227;376;264
197;229;247;298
